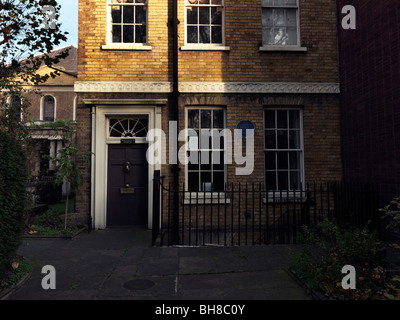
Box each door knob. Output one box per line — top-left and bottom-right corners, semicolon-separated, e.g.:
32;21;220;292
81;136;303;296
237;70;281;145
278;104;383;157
124;161;131;173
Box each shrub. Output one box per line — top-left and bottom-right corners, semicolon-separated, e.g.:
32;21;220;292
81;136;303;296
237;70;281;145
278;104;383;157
380;196;400;234
288;219;396;299
0;130;28;272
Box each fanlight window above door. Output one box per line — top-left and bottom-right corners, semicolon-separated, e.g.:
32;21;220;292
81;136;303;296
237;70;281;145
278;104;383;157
109;117;148;138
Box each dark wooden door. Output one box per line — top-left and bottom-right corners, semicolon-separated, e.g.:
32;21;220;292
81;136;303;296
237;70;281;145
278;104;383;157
107;144;148;226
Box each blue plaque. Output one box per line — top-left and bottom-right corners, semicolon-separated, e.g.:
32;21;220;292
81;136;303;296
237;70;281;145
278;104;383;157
237;120;255;138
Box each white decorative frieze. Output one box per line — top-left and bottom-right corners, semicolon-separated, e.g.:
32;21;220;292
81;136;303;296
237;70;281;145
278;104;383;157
74;81;172;93
75;81;340;94
179;82;340;94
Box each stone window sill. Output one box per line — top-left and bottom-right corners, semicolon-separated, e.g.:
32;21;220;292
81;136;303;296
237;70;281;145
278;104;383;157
180;45;231;51
259;45;307;52
101;44;152;51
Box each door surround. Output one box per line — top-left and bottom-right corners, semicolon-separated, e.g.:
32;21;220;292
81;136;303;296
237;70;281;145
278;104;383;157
90;101;164;230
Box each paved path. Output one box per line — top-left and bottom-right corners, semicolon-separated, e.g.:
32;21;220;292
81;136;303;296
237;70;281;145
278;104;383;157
6;228;311;300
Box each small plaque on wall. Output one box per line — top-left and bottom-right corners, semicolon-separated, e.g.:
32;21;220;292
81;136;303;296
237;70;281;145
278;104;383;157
121;139;136;145
236;120;255;138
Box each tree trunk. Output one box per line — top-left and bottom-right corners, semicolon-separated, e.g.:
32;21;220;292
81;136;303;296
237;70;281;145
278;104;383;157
64;182;69;229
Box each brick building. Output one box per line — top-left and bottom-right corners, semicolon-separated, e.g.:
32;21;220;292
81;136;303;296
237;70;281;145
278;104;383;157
337;0;400;206
13;45;78;203
75;0;342;231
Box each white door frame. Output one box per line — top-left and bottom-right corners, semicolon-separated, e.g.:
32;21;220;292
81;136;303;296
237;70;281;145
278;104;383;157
91;104;162;230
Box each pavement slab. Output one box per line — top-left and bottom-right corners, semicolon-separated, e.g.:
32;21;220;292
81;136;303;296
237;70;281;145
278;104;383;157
5;228;311;301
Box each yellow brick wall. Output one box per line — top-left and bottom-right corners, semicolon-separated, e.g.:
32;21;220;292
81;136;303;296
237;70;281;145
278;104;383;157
79;0;339;83
78;0;170;82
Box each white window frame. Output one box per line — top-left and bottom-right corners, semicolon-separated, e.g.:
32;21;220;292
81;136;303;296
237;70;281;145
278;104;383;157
184;106;230;203
102;0;152;51
259;0;307;52
263;107;305;201
181;0;230;51
40;95;56;122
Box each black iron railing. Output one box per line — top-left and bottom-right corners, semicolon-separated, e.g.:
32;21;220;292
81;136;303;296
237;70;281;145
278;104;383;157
152;173;380;247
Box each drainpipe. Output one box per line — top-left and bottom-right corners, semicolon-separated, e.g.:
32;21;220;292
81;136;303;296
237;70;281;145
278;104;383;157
170;0;180;245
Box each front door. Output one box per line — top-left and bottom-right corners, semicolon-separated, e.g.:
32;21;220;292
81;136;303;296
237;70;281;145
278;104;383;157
107;144;148;226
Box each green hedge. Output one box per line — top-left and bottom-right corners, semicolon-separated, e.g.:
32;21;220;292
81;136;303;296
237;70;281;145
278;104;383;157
0;130;27;271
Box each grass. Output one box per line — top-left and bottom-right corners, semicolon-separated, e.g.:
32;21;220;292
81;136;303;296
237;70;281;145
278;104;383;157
25;197;82;236
0;257;33;297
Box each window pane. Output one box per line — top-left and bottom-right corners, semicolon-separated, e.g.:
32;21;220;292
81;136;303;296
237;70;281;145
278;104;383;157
262;28;274;45
289;151;300;169
211;7;222;24
277;130;288;148
286;9;297;26
274;27;288;45
188;172;199;191
264;110;276;128
113;25;122;42
201;110;211;128
200;150;211;170
289;130;300;149
290;171;301;190
266;171;276;190
273;9;285;26
123;25;134;43
135;25;146;43
289;110;300;128
123;6;133;23
278;171;288;190
277;151;288;169
188;151;199;170
274;0;285;6
188;109;199;128
262;8;273;27
135;5;146;24
201;172;212;190
212;0;222;4
211;129;225;149
199;7;210;24
262;0;273;5
286;0;297;6
44;96;55;122
200;129;212;148
11;97;21;120
277;110;287;128
211;26;222;43
187;26;198;43
199;26;210;43
187;6;198;24
212;151;225;170
212;109;224;128
213;172;224;191
112;6;122;23
265;152;276;170
287;27;297;45
199;0;210;4
265;130;276;149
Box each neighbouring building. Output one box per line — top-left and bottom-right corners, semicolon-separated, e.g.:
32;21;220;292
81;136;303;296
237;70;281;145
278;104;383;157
75;0;342;236
337;0;400;207
19;45;78;203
